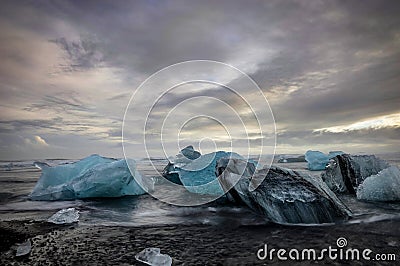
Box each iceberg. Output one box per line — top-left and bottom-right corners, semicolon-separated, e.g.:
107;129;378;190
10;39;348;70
217;158;351;224
322;154;390;194
356;166;400;202
305;150;344;171
30;154;153;200
48;208;79;224
163;149;244;195
135;248;172;266
323;154;400;202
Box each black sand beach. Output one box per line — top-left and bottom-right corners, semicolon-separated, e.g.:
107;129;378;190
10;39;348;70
1;218;399;265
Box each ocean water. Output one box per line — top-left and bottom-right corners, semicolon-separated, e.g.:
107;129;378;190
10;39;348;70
0;154;399;227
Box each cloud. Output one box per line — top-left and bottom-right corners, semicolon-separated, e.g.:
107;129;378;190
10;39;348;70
314;113;400;133
24;135;49;147
50;36;105;71
0;0;400;159
34;135;49;146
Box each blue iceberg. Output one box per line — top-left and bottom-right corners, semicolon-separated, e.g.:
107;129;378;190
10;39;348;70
163;150;244;195
305;150;344;171
30;154;153;201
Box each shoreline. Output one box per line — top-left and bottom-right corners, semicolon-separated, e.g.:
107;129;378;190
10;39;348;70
1;218;399;265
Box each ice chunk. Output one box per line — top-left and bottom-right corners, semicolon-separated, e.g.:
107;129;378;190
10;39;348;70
322;154;390;193
16;239;31;257
162;146;201;184
162;162;182;185
30;154;153;201
135;248;172;266
48;207;79;224
356;166;400;202
180;145;201;160
163;150;244;195
217;158;351;224
305;150;344;171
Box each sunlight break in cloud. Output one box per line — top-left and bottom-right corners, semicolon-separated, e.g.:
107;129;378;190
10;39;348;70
24;135;49;147
314;113;400;133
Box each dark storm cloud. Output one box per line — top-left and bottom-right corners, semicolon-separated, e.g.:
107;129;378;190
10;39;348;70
50;37;104;71
0;0;400;158
269;58;400;130
0;118;62;133
25;95;92;113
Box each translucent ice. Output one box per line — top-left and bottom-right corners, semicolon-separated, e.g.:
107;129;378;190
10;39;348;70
47;207;79;224
30;154;153;200
217;158;351;224
356;166;400;202
163;150;244;195
305;150;344;171
322;154;390;194
16;239;31;257
135;248;172;266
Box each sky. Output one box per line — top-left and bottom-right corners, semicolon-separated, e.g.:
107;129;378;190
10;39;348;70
0;0;399;160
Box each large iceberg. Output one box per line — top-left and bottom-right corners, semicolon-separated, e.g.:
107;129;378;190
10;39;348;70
322;154;390;194
30;154;153;201
305;150;344;171
163;148;243;195
217;158;351;224
356;166;400;202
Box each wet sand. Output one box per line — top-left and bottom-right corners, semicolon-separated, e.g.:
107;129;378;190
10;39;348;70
0;218;399;265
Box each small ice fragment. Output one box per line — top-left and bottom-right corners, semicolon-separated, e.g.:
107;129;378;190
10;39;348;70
180;145;201;160
16;239;31;257
135;247;172;266
48;207;79;224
